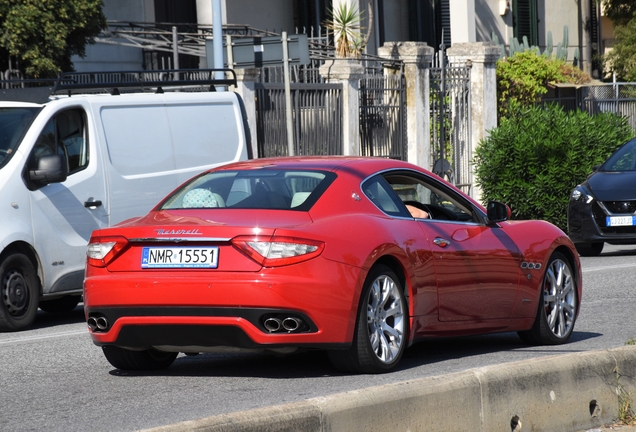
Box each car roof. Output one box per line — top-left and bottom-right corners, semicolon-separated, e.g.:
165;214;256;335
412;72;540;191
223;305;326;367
214;156;421;176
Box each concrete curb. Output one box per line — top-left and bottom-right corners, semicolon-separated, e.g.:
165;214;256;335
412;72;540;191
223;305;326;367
144;346;636;432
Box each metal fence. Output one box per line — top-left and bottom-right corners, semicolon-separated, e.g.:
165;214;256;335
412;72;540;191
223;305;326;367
359;70;407;160
255;54;407;161
430;53;472;194
544;83;636;132
255;82;343;158
582;84;636;131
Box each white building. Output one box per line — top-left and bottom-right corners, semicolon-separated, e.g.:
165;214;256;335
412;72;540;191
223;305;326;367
74;0;602;77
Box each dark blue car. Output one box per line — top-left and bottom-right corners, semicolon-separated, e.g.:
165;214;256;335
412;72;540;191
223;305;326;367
568;138;636;256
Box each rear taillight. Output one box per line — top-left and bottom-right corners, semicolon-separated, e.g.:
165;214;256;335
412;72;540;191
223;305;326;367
86;236;129;267
232;235;324;267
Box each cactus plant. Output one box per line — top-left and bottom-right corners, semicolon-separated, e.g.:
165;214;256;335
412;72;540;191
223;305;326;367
495;25;576;65
545;31;553;57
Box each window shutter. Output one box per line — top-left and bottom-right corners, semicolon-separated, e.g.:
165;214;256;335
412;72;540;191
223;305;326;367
435;0;451;48
513;0;538;46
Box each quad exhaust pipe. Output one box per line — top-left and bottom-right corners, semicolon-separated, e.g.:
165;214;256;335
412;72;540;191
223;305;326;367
263;316;305;333
282;317;302;332
87;316;109;332
264;317;282;332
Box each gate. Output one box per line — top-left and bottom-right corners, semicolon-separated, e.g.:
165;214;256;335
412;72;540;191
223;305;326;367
359;67;407;160
430;51;472;194
255;82;343;157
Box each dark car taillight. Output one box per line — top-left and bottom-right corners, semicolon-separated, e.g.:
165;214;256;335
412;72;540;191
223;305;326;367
86;236;130;267
232;235;324;267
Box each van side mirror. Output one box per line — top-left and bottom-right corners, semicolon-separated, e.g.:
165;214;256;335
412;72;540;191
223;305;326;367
486;201;511;224
29;154;68;185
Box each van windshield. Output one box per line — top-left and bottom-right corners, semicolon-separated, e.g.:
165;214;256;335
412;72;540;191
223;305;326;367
0;107;41;168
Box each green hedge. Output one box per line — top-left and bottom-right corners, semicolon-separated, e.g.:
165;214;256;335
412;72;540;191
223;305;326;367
474;104;634;231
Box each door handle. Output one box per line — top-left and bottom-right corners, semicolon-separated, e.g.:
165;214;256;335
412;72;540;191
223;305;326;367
84;200;102;208
433;237;450;248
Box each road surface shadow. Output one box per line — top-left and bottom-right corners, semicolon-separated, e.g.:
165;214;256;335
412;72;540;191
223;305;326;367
29;304;86;330
107;330;602;379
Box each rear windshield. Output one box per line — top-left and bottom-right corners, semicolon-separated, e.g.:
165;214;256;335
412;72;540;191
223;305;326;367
0;107;41;169
159;169;336;211
602;138;636;172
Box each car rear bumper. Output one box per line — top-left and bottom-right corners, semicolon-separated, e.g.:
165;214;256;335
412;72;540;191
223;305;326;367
84;258;364;349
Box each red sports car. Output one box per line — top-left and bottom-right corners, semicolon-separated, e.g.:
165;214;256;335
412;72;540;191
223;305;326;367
84;156;582;373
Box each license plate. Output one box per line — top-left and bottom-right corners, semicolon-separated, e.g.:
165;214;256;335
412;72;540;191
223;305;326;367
141;247;218;268
606;216;636;227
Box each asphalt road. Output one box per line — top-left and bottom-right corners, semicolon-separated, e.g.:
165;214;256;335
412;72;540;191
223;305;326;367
2;244;636;432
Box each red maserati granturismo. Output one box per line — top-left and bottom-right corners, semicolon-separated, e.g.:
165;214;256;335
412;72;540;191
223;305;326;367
84;156;582;373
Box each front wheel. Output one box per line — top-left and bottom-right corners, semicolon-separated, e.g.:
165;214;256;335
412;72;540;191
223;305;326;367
0;253;40;331
102;346;178;371
329;264;408;373
518;252;578;345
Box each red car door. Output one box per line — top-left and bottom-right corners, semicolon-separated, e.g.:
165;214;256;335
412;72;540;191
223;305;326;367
423;220;522;321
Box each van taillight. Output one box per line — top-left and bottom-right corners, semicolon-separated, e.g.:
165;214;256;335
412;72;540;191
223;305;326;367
86;236;129;267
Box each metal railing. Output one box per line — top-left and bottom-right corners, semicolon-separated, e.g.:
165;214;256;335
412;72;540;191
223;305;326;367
359;70;407;160
430;51;472;194
543;83;636;132
255;82;343;158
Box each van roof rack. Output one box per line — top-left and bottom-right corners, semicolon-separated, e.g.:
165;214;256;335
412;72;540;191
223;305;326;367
53;68;237;96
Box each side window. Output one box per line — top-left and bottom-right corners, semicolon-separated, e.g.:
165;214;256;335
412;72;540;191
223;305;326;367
362;176;409;217
57;110;88;174
383;172;477;222
29;109;89;175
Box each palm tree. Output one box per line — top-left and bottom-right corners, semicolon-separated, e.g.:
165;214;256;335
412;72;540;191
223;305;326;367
324;2;365;58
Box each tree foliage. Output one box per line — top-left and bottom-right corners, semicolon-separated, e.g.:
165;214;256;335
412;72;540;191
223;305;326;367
496;51;591;119
602;0;636;81
474;104;634;230
605;18;636;81
0;0;107;78
602;0;636;26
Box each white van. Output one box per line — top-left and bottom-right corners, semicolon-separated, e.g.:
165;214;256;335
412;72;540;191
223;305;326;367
0;69;251;331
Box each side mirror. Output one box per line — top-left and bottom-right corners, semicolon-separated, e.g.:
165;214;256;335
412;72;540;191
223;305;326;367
29;154;68;185
487;201;511;223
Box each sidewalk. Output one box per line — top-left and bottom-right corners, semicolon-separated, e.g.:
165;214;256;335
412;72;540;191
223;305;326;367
590;424;636;431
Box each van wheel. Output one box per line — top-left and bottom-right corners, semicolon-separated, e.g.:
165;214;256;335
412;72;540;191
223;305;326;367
102;346;178;371
39;295;81;313
0;253;40;331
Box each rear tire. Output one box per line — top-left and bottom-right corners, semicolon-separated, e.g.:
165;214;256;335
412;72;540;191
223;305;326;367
518;252;578;345
102;346;178;371
329;264;408;374
575;242;603;257
39;295;81;313
0;253;40;332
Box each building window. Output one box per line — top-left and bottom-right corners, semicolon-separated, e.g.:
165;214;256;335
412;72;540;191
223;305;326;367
293;0;327;36
513;0;538;46
407;0;450;49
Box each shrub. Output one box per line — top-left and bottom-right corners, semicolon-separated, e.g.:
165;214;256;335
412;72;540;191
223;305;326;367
474;104;634;231
496;51;591;119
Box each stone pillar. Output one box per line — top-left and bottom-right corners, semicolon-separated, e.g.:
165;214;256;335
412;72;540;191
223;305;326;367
446;42;500;203
233;68;260;159
378;42;435;170
319;60;365;156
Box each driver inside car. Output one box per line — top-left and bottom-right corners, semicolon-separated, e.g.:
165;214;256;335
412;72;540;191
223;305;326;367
406;204;429;219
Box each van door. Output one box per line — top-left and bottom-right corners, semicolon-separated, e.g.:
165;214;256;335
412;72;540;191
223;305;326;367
27;107;108;294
